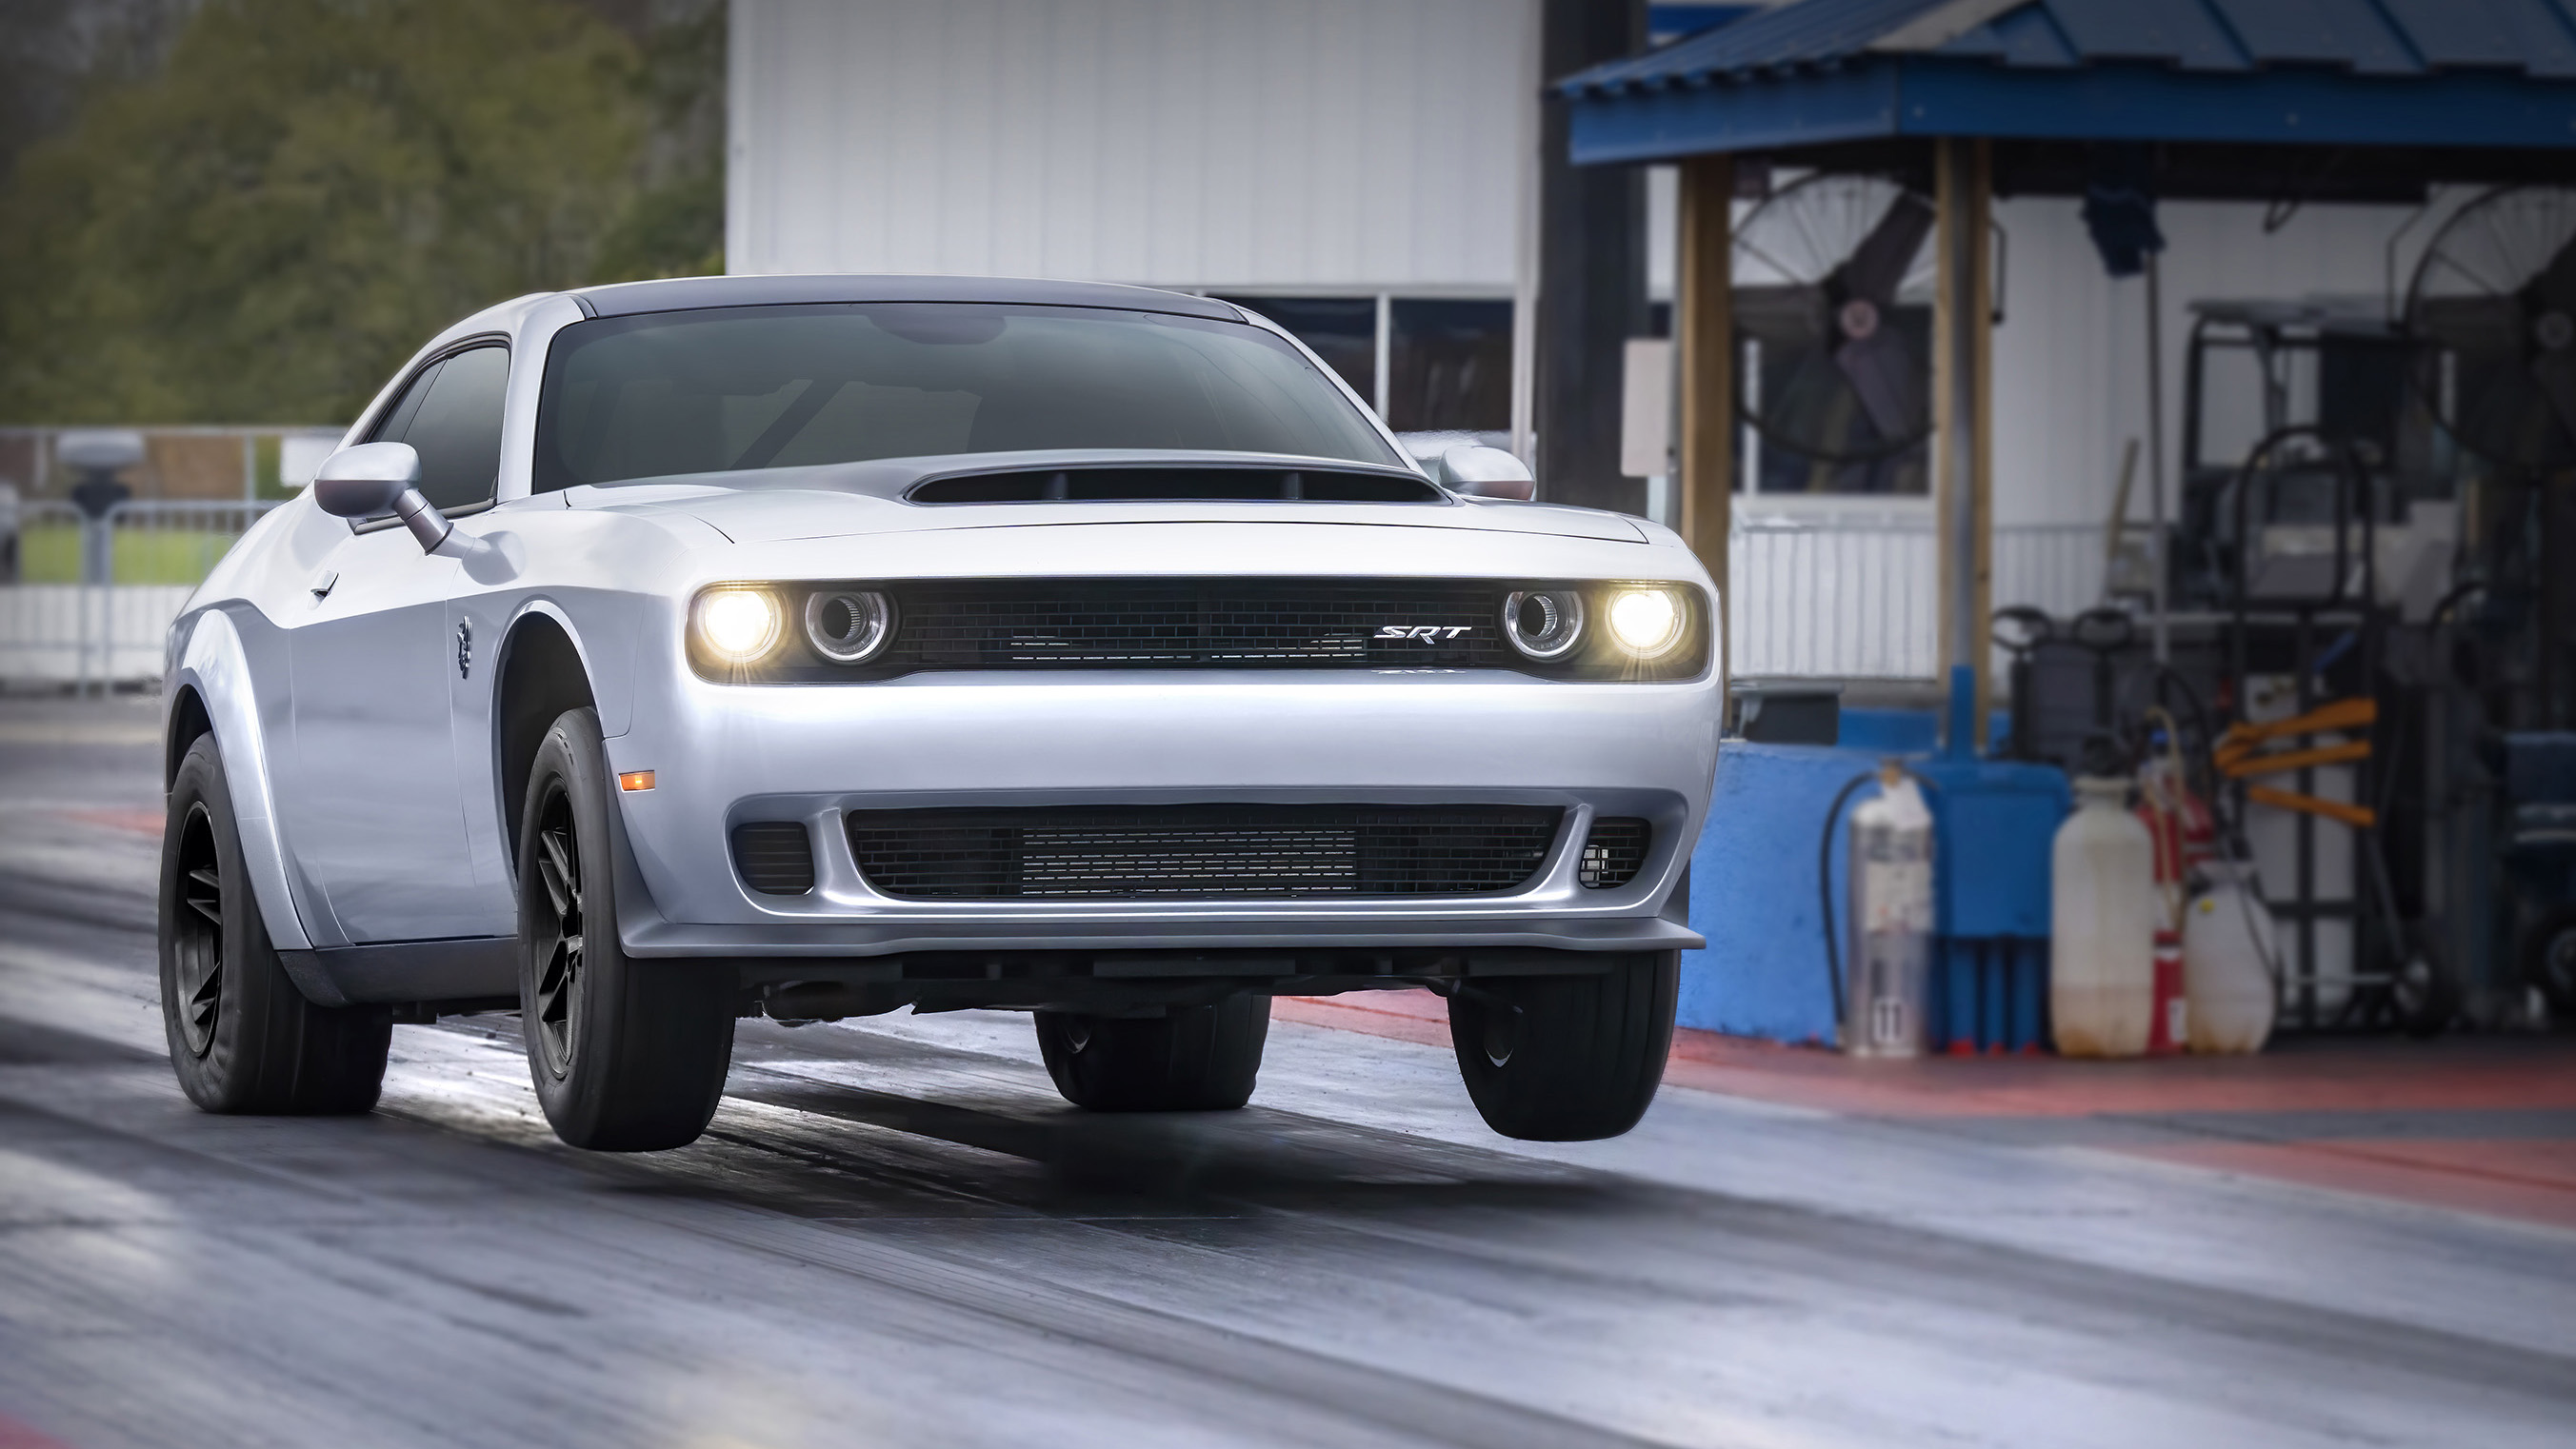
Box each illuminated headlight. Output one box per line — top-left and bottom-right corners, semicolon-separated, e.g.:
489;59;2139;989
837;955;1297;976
691;587;782;664
804;589;894;664
1606;587;1685;658
1502;589;1585;660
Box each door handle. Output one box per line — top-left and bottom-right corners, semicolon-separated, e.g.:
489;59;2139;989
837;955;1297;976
310;569;338;599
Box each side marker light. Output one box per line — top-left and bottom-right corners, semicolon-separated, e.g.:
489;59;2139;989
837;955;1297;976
618;770;656;792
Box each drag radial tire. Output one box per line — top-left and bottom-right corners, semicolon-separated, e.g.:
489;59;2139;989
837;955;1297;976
1448;952;1679;1141
1034;995;1270;1111
517;708;735;1151
158;734;390;1114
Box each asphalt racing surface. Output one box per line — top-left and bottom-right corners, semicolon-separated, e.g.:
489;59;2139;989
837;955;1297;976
2;694;2571;1448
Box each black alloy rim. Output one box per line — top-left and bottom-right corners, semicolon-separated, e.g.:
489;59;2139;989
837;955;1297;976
172;804;224;1058
530;784;585;1079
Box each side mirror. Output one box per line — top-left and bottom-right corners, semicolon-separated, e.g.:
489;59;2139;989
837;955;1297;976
313;442;450;551
1434;444;1536;502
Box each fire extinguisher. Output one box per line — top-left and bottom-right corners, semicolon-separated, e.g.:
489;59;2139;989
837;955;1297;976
2135;709;2212;1055
1824;763;1936;1057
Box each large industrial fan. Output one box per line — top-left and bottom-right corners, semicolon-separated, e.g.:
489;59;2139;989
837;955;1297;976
2406;185;2576;470
1732;173;1937;493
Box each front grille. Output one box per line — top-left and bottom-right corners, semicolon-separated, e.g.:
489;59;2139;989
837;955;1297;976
732;822;816;895
886;579;1510;670
846;804;1563;900
1577;817;1650;889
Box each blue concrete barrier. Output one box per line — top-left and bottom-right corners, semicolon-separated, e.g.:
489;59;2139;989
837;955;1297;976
1680;741;1887;1044
1681;680;2069;1049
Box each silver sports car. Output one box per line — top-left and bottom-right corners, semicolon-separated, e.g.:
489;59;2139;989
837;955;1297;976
157;275;1722;1150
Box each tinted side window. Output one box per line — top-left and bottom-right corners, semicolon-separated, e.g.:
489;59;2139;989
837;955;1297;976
379;346;509;510
370;359;444;447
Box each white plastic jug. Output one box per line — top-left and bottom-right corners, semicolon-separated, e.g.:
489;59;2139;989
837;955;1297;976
2051;776;2156;1057
2185;860;2278;1054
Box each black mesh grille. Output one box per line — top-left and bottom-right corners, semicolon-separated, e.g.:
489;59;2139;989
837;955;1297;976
886;579;1509;670
846;804;1563;900
1577;817;1650;889
731;822;816;895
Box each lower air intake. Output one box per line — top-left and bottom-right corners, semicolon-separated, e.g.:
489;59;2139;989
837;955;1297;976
847;804;1563;900
1577;817;1650;889
731;822;816;895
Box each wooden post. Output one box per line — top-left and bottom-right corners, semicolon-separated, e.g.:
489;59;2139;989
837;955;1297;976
1934;137;1994;746
1676;154;1734;683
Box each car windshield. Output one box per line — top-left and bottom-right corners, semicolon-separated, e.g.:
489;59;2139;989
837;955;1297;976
533;302;1400;488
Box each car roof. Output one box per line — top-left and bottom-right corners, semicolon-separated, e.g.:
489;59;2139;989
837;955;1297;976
567;273;1248;322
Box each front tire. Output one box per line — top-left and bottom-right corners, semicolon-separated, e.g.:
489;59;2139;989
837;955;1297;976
517;708;735;1151
1448;952;1678;1141
159;734;389;1114
1035;995;1270;1111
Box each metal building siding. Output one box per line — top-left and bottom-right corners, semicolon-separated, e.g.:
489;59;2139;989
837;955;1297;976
729;0;1531;290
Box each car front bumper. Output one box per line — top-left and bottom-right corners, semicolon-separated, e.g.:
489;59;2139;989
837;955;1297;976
604;666;1722;962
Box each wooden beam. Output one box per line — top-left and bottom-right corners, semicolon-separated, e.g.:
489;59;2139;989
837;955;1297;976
1676;154;1733;679
1933;137;1993;746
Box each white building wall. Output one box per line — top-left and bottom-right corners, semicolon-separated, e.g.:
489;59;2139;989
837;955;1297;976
728;0;1535;293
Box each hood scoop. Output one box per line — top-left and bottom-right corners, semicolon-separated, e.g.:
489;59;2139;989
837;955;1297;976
908;465;1444;506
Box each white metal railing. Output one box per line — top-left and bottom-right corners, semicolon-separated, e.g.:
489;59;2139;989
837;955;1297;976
1;495;2120;688
1728;512;2117;681
1;499;283;688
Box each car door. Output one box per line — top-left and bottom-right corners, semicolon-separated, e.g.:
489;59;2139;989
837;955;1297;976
281;344;509;943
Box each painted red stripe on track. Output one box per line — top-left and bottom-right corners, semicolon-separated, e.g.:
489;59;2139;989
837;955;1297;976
2119;1139;2576;1231
0;1414;77;1449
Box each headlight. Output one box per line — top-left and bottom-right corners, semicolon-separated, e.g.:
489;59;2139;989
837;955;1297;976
1502;588;1585;660
691;587;782;664
1606;587;1685;658
804;589;894;664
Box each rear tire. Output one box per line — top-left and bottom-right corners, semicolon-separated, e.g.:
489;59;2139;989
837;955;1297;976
517;708;735;1151
1035;995;1270;1111
1448;952;1677;1141
159;734;389;1114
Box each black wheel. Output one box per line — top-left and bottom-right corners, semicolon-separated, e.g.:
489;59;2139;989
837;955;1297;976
517;708;735;1151
1034;995;1270;1111
1448;952;1677;1141
2524;906;2576;1018
158;734;389;1113
2389;924;2461;1041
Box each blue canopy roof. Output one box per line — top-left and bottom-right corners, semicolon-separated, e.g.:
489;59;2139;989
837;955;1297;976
1561;0;2576;167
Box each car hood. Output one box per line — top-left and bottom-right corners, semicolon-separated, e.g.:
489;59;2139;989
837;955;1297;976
558;449;1647;546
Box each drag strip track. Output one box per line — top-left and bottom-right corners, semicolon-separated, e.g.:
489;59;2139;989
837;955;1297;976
3;702;2573;1449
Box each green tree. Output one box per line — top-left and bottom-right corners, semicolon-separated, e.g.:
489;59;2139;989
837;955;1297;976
0;0;720;425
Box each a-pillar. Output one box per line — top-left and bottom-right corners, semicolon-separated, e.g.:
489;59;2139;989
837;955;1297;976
1934;137;1995;746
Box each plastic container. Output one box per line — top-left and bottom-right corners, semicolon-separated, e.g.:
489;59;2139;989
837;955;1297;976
2050;776;2156;1057
2185;860;2278;1053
